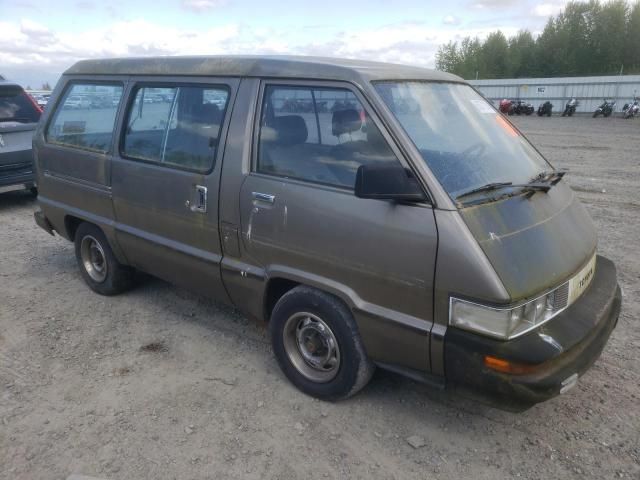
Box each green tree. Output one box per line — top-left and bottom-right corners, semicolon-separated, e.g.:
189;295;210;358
590;0;628;73
508;30;537;77
480;31;509;78
625;1;640;73
435;41;460;74
435;0;639;79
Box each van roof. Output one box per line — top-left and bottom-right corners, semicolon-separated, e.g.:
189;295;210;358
64;55;464;84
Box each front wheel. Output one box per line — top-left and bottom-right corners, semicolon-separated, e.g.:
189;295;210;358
74;223;134;295
269;286;374;401
593;111;599;118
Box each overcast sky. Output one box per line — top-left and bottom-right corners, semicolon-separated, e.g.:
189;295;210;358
1;0;574;88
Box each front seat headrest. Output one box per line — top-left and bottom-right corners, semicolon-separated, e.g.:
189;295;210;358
263;115;308;145
332;109;362;137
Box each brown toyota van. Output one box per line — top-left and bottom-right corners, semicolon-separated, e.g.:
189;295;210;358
32;56;621;409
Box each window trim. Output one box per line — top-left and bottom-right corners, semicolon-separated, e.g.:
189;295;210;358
251;79;429;198
44;80;125;154
118;81;232;175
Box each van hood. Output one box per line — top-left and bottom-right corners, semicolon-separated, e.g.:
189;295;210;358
459;182;597;302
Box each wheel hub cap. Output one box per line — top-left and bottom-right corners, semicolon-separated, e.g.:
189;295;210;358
283;313;340;383
80;235;107;283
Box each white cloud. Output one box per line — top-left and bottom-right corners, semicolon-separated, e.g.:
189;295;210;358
181;0;227;11
471;0;518;9
532;2;567;17
443;15;461;26
0;18;521;85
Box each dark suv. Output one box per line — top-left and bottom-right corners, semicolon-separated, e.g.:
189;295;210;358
0;80;42;193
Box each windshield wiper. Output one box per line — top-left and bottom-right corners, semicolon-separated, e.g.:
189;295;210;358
455;182;513;201
456;181;551;206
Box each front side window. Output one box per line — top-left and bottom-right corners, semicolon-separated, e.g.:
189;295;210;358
374;82;548;201
122;85;229;172
46;83;123;153
257;85;401;188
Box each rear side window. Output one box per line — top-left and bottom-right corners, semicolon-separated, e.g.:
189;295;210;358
122;85;229;172
0;85;41;123
46;83;123;153
257;85;400;189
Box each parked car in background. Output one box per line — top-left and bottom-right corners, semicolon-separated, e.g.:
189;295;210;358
0;80;41;193
64;95;90;109
33;56;621;410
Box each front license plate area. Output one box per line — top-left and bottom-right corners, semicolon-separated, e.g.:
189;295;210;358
568;254;596;305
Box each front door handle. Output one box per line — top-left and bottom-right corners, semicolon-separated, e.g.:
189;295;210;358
187;185;207;213
252;192;275;204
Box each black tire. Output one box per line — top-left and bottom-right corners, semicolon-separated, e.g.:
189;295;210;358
569;110;574;117
269;286;375;401
74;222;134;296
29;186;38;196
593;112;599;118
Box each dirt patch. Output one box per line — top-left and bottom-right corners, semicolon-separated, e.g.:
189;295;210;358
139;341;168;353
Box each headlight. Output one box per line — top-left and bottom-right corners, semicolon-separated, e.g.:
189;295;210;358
450;286;567;340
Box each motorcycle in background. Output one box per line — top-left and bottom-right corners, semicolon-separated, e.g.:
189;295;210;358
513;100;534;115
622;97;639;119
499;99;513;115
593;99;616;117
562;98;579;116
537;101;553;117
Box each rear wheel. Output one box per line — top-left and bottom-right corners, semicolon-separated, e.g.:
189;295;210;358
74;223;134;295
269;286;374;401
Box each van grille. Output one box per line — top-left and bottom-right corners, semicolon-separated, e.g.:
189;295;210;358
553;283;569;310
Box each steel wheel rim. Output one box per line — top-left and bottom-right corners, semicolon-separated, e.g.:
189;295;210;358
80;235;107;283
282;312;340;383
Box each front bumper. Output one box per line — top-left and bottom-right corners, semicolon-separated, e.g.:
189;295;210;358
445;255;621;410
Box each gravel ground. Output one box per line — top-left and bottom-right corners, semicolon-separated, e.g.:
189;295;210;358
1;116;639;480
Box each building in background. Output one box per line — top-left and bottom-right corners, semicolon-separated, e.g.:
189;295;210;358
470;75;640;114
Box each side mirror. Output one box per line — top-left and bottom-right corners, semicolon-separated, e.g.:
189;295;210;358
355;164;426;202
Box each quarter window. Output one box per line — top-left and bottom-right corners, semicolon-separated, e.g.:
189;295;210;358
122;85;229;172
257;85;401;188
46;83;123;153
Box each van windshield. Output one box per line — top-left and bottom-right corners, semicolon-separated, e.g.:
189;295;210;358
374;82;548;200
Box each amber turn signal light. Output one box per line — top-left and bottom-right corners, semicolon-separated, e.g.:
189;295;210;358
483;355;537;375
